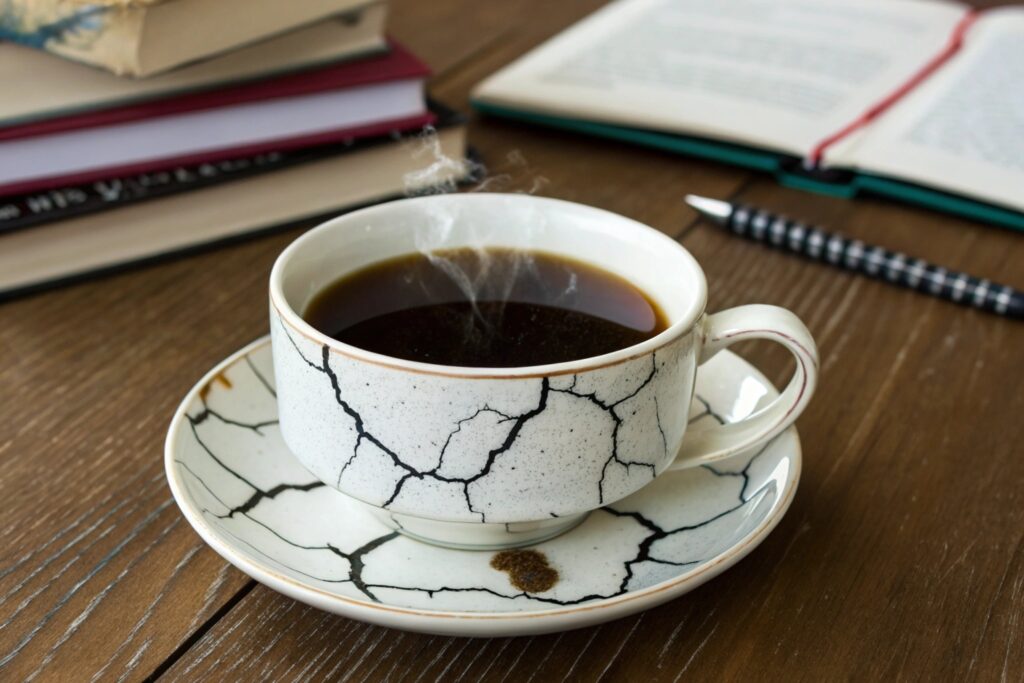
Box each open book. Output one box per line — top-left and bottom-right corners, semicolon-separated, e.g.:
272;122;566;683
473;0;1024;230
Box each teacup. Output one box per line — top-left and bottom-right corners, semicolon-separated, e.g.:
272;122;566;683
269;194;818;549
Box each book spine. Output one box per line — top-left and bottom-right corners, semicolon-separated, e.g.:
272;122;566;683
0;1;144;75
0;107;452;233
0;148;339;234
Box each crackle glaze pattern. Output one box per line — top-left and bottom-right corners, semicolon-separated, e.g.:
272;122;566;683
270;309;696;523
166;339;800;629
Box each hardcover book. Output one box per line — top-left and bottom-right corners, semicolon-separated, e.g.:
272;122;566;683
0;105;469;298
0;0;380;76
0;41;432;195
0;3;387;127
1;146;364;235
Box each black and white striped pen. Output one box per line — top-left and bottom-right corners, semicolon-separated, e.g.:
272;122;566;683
685;195;1023;319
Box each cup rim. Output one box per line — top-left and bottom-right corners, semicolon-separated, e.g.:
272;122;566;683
269;193;707;379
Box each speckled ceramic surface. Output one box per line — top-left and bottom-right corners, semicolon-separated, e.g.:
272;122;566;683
270;311;693;523
266;194;817;551
166;338;801;636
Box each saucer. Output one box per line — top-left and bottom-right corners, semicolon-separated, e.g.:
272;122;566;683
165;338;801;637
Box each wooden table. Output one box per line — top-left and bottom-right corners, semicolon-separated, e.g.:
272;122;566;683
2;1;1022;680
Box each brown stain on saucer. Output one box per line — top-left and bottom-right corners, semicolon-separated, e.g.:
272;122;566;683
490;549;559;593
199;371;233;401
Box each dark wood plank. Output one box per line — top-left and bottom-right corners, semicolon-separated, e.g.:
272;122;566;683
6;0;1024;680
663;184;1024;681
156;0;758;680
0;2;549;680
0;238;271;681
161;187;1024;683
164;0;1024;679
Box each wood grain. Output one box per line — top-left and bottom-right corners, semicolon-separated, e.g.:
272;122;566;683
163;1;1024;682
2;0;1023;681
0;2;563;680
157;184;1024;682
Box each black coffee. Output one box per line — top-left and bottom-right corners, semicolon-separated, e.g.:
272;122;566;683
303;248;668;368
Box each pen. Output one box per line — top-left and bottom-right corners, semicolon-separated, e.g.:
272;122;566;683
685;195;1024;320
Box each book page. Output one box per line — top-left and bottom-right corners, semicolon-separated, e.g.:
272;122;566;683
829;9;1024;212
474;0;966;156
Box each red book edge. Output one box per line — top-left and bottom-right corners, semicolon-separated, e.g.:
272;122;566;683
806;10;978;168
0;111;437;197
0;40;431;143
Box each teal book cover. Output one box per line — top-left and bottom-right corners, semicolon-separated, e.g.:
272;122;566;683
473;101;1024;233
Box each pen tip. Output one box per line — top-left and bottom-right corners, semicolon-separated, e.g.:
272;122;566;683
684;195;731;223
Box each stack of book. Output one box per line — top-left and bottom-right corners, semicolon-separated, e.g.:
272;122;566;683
0;0;468;297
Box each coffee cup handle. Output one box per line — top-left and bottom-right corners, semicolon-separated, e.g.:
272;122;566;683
670;304;818;470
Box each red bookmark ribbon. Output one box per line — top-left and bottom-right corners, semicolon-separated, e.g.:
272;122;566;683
805;9;979;169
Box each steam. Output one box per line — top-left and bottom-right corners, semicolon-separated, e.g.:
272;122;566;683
401;126;484;196
398;128;569;345
401;127;548;196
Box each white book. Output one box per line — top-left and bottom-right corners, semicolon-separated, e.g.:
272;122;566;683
0;78;427;191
